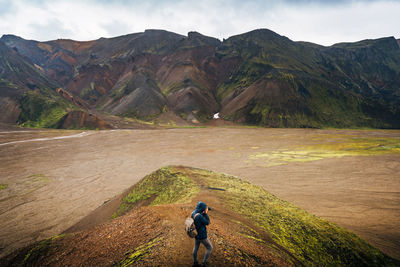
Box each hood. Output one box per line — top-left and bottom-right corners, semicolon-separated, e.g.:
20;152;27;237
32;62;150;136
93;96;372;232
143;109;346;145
194;201;207;213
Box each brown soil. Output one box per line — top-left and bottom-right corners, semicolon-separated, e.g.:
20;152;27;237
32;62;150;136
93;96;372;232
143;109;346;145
58;110;113;130
204;118;237;127
0;127;399;260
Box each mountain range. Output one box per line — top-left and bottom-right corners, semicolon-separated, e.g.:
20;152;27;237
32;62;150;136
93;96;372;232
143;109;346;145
1;29;399;129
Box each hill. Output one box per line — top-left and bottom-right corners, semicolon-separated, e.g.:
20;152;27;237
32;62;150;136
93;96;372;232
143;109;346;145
1;29;399;129
1;166;397;266
0;40;111;129
217;30;400;128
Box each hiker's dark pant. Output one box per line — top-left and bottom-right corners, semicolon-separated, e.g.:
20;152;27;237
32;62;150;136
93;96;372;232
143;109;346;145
193;238;213;264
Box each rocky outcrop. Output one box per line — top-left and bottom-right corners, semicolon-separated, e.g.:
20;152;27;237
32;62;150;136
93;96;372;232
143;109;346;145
0;95;21;123
56;88;90;109
58;110;112;129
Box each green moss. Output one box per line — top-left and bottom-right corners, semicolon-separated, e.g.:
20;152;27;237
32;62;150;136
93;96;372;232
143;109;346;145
309;137;400;154
217;61;273;101
110;80;130;100
126;117;155;126
279;71;297;90
23;234;65;264
0;184;8;191
239;233;265;243
5;59;14;72
122;110;160;122
234;220;266;243
249;136;400;166
161;81;181;96
249;103;271;125
21;106;68;128
143;39;171;54
161;79;208;97
189;168;395;266
0;78;19;89
26;174;52;184
18;91;73;128
79;82;96;98
119;237;162;266
112;166;200;218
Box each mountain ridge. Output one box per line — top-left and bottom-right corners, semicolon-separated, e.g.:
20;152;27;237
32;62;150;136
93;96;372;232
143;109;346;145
1;28;399;129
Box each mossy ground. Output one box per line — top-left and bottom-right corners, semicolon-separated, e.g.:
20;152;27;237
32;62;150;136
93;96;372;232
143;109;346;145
0;184;8;191
22;234;65;265
249;135;400;167
18;91;75;128
1;174;52;204
26;174;52;184
119;237;163;266
112;166;200;218
188;167;396;266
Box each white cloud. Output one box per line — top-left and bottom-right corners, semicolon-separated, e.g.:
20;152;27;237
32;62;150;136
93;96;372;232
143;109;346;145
266;1;400;45
0;0;398;45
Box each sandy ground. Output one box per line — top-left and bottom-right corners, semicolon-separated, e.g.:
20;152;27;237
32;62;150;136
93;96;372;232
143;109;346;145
0;127;399;259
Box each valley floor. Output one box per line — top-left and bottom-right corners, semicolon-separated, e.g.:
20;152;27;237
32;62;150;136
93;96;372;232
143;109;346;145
0;126;399;259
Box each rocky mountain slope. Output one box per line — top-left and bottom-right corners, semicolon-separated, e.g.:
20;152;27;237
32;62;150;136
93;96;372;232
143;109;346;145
0;40;111;129
1;166;397;266
1;29;399;128
0;40;61;125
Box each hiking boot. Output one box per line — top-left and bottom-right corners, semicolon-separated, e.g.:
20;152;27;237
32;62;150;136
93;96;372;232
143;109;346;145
201;263;211;267
192;262;200;267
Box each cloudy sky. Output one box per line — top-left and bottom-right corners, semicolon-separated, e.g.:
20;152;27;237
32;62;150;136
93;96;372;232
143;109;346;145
0;0;399;46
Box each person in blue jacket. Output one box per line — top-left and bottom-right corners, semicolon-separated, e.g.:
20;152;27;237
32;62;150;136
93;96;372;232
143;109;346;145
191;201;213;266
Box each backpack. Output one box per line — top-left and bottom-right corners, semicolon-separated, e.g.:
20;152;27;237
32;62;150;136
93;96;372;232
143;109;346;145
185;213;200;238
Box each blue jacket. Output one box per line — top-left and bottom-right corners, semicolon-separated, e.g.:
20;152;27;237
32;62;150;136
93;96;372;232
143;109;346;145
191;201;210;240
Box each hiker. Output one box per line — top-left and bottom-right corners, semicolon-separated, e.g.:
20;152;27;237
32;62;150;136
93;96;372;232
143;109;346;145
192;201;213;267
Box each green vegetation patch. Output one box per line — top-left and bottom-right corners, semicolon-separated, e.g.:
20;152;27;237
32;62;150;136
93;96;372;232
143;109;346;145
217;61;273;101
23;106;67;128
113;166;200;218
119;237;162;266
18;91;73;128
233;220;266;244
307;136;400;155
23;234;65;265
26;174;52;184
0;184;8;191
249;136;400;167
79;82;96;98
249;103;271;125
189;168;395;266
162;79;208;97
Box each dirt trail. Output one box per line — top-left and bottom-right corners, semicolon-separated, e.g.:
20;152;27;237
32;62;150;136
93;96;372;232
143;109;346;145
0;127;399;259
